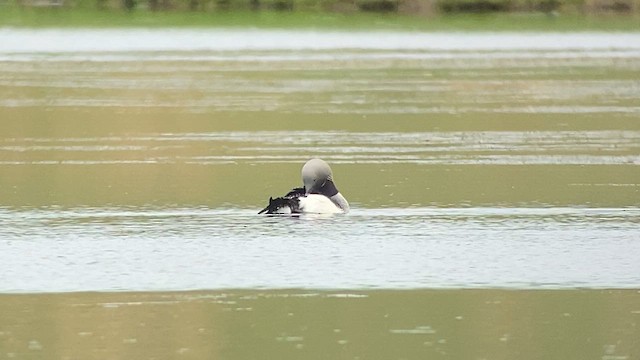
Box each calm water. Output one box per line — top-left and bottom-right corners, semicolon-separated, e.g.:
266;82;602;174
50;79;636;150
0;28;639;359
1;289;639;360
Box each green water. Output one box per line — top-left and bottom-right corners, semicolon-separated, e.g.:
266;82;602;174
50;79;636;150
1;31;639;209
1;290;639;360
1;111;639;208
1;29;639;359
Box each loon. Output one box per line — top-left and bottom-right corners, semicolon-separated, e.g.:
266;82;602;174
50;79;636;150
259;158;350;215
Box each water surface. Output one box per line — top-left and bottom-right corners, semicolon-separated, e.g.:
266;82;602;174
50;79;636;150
2;207;639;293
1;27;639;360
1;29;639;292
1;289;638;360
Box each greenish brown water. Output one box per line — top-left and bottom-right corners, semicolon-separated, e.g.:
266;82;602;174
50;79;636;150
1;30;639;210
1;290;639;360
1;29;639;359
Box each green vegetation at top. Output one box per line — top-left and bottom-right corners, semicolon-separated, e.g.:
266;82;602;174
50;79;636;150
1;0;639;30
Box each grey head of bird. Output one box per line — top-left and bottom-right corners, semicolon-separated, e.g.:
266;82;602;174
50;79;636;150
301;158;337;196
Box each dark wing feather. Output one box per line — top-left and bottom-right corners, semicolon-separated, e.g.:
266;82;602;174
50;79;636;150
284;187;305;198
258;187;305;214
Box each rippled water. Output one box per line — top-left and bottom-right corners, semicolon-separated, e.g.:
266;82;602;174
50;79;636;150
2;29;640;114
2;130;638;165
1;29;639;293
1;28;640;360
1;207;639;292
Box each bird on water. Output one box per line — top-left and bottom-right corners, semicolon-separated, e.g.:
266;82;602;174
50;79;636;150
259;158;349;215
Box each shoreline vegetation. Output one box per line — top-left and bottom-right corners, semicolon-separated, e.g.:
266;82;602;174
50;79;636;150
1;0;639;30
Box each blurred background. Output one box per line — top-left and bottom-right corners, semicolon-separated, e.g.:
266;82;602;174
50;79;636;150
1;0;639;28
